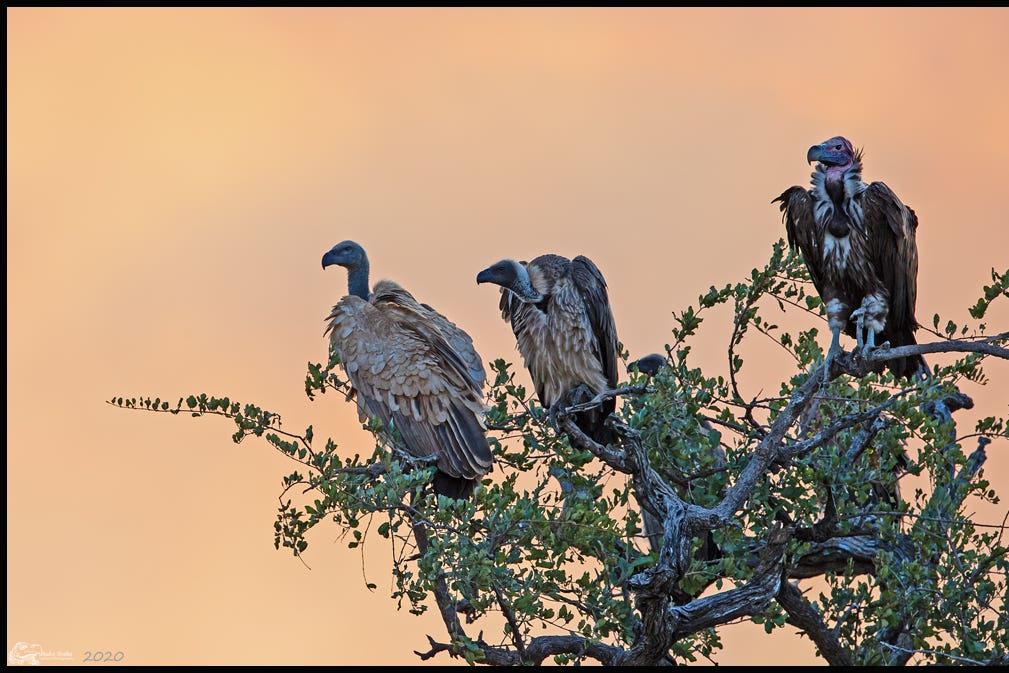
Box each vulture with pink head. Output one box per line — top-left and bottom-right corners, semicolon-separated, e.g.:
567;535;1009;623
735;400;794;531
774;136;926;381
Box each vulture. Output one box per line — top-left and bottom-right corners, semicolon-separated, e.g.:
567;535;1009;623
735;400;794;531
322;240;493;500
476;254;619;444
774;136;926;381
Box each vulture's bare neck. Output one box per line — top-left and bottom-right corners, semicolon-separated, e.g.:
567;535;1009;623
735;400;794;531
347;260;370;300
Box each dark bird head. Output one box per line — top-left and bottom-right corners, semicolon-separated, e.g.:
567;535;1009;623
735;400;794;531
627;353;666;378
807;136;856;168
807;136;855;169
322;240;370;299
322;240;367;271
476;258;543;303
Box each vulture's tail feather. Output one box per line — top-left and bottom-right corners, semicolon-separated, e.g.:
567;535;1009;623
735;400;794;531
433;472;477;500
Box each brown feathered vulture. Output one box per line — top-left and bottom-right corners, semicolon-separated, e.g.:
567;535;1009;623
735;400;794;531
774;136;926;381
476;254;619;444
322;240;493;500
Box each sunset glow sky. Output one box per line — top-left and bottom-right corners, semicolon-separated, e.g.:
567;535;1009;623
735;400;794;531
8;7;1008;665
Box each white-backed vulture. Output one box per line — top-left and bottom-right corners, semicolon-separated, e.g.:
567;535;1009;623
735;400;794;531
476;253;619;444
774;135;926;381
322;240;492;499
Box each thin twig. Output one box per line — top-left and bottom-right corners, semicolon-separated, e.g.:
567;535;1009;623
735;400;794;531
878;642;989;666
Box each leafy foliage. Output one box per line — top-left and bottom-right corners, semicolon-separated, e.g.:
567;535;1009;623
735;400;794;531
111;241;1009;666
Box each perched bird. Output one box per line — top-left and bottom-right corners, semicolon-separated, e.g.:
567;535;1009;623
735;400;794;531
476;254;619;444
627;353;668;379
774;136;926;381
323;240;493;499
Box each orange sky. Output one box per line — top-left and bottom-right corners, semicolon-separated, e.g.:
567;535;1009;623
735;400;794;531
8;7;1008;666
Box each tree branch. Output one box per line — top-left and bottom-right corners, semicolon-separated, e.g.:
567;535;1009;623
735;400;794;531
410;521;465;647
865;334;1009;362
558;385;651;415
777;580;852;666
417;633;625;666
493;585;526;660
618;525;791;666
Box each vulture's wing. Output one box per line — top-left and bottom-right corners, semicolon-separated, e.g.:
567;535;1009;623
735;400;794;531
370;280;486;392
419;301;486;392
572;256;619;389
774;187;824;290
325;295;492;481
861;181;920;333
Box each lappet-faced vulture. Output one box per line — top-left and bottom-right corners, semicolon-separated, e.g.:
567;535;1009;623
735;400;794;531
476;254;619;444
322;240;493;499
774;136;926;381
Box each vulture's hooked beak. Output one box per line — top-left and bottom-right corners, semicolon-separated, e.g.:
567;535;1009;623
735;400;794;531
807;144;824;165
475;267;495;285
476;259;537;300
322;249;339;270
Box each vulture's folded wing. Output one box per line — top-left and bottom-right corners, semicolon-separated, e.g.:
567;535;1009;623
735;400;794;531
325;294;492;481
861;181;920;333
572;255;620;390
420;302;486;392
774;186;824;292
